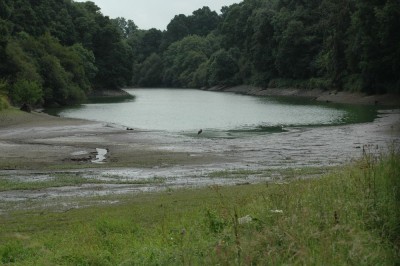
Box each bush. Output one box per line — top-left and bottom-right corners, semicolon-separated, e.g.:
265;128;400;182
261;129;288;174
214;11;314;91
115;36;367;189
0;79;10;110
0;96;10;110
10;79;43;106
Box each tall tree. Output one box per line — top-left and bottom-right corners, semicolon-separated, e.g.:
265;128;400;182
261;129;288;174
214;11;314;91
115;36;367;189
189;7;220;36
137;53;163;87
317;0;353;89
208;49;239;86
162;35;217;87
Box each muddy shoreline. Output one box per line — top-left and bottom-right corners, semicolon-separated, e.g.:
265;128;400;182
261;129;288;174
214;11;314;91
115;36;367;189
203;85;400;106
0;97;399;212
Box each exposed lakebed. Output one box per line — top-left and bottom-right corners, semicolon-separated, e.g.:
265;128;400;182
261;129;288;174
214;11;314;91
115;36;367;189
0;89;399;212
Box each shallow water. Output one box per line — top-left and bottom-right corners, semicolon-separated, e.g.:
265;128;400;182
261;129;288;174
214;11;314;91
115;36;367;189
92;148;108;164
52;89;378;134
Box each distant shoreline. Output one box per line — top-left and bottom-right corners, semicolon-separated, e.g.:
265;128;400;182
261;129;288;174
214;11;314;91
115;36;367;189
97;87;400;107
88;89;133;98
202;85;400;107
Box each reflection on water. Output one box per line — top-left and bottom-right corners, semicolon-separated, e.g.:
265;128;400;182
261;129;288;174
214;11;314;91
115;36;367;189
50;88;378;135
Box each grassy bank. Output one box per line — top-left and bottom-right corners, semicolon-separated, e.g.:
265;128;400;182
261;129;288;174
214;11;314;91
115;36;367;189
1;150;399;265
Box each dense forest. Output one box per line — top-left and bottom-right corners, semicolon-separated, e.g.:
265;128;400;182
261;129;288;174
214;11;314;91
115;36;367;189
0;0;399;108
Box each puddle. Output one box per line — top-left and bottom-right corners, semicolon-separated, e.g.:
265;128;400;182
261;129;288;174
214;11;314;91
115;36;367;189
92;148;108;164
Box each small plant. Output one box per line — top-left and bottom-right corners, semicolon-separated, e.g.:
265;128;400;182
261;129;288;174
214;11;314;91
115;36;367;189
205;209;227;233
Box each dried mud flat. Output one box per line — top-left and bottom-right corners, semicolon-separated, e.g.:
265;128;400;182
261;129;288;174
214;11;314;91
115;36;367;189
0;109;399;213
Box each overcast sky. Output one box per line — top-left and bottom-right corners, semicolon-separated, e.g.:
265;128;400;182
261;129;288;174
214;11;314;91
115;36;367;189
74;0;242;30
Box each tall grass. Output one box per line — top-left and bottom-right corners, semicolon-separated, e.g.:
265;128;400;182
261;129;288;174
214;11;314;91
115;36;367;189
0;149;399;265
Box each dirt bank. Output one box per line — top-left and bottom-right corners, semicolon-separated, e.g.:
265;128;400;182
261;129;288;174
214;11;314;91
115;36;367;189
204;85;400;106
0;108;221;170
88;89;133;98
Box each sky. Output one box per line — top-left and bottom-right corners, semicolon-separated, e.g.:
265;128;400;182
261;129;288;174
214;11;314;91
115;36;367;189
74;0;242;30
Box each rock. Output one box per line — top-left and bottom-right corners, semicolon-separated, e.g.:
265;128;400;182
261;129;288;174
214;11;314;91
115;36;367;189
270;209;283;214
238;215;252;224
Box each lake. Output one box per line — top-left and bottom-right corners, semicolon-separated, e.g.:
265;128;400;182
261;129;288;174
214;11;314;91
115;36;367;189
52;88;377;136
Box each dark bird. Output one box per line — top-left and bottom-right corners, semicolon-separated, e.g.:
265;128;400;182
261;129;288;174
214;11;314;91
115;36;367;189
197;129;203;135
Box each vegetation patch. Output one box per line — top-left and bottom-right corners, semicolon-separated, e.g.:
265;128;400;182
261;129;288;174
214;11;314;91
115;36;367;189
0;173;169;192
208;169;266;178
0;174;96;191
208;167;330;180
0;150;398;264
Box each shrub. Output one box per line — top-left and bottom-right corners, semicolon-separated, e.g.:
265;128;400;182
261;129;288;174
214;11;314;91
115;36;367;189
0;96;9;110
10;79;43;106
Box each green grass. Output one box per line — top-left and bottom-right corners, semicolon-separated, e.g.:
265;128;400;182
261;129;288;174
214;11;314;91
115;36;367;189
208;167;330;180
0;173;100;191
0;150;399;265
0;174;167;192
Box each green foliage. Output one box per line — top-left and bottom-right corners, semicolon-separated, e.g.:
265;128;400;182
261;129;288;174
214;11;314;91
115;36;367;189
137;28;163;62
208;49;240;86
10;79;43;105
1;0;133;107
1;0;399;102
129;0;400;93
136;53;163;87
70;43;98;83
163;35;218;87
345;0;400;93
189;7;220;37
162;7;220;50
112;17;138;39
5;36;43;84
205;209;227;233
192;61;210;88
4;30;98;106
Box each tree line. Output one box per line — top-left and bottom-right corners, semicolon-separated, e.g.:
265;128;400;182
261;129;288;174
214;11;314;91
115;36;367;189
0;0;132;107
1;0;399;109
134;0;399;95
